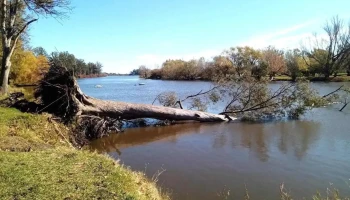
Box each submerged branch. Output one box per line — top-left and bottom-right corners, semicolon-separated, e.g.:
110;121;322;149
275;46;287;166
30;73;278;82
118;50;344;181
339;102;348;112
322;85;344;98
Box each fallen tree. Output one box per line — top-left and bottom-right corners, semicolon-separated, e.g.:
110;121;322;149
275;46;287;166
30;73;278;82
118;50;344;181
34;62;344;125
2;60;345;146
35;63;235;123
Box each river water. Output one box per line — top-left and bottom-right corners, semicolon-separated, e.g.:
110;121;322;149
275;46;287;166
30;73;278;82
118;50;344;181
79;76;350;200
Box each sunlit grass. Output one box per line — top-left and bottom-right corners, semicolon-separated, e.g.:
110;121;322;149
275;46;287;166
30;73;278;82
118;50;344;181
218;183;350;200
0;148;169;200
274;76;293;81
0;86;35;101
273;75;350;82
0;107;71;151
0;107;169;200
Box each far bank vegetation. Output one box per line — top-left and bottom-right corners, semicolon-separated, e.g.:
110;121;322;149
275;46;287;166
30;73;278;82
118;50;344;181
135;16;350;82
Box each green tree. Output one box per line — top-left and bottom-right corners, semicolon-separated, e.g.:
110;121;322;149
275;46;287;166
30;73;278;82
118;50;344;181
49;51;102;77
32;46;48;57
251;61;268;80
285;50;300;81
93;62;103;74
210;56;233;80
50;51;77;74
76;59;87;75
225;46;262;78
129;69;140;75
285;49;307;81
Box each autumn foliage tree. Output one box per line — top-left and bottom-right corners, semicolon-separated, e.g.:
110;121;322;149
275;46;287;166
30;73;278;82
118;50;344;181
262;46;286;79
10;49;49;85
0;0;70;94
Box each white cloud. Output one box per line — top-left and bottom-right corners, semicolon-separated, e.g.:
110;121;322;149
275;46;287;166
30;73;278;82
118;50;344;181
104;20;324;73
240;20;318;50
129;20;321;72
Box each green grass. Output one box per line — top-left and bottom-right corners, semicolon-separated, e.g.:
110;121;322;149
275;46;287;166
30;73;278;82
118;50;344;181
0;86;35;101
0;148;168;200
328;75;350;82
273;76;293;81
0;107;169;200
0;107;71;151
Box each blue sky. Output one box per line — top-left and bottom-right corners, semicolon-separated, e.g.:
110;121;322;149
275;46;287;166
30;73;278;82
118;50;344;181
29;0;350;73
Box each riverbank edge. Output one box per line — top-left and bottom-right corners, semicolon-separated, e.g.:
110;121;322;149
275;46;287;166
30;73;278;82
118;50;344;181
0;107;169;200
138;75;350;82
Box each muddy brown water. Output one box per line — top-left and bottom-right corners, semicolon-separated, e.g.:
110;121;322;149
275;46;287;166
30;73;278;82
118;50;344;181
79;76;350;200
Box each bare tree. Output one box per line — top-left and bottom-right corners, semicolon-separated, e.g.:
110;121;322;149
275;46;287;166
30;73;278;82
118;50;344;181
138;65;151;78
302;16;350;79
0;0;70;94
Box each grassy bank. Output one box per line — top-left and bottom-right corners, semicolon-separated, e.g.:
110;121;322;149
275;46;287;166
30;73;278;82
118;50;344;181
273;75;350;82
0;107;169;200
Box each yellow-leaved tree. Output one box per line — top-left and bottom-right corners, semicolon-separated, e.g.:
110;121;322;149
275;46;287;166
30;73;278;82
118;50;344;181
10;49;49;85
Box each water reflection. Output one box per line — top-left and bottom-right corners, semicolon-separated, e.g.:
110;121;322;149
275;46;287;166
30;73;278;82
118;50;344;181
90;120;321;162
90;123;203;154
275;121;320;160
83;77;350;200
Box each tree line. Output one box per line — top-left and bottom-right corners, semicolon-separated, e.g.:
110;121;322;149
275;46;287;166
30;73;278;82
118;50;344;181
49;51;105;78
0;0;70;93
0;0;105;92
1;43;106;85
136;17;350;82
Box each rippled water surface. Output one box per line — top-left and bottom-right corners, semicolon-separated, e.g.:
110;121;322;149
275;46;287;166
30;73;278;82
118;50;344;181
79;76;350;200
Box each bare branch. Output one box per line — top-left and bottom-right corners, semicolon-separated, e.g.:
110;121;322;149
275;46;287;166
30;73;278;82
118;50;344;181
23;0;71;18
223;85;244;112
322;85;343;98
1;0;7;34
152;93;163;105
10;18;37;55
219;84;295;115
339;101;348;112
181;86;220;102
175;100;183;109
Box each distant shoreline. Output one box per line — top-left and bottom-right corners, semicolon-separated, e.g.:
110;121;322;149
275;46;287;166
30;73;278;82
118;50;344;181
137;75;350;82
77;74;108;78
58;74;350;82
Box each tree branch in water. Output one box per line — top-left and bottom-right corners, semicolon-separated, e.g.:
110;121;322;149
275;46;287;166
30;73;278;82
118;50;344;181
322;85;343;98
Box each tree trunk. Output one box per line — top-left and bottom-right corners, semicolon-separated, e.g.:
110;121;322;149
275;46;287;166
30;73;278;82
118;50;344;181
76;97;234;122
71;83;235;122
324;67;331;80
0;46;11;94
37;65;237;123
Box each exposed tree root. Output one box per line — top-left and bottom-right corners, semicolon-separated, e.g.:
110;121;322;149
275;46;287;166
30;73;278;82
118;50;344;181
35;63;235;123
